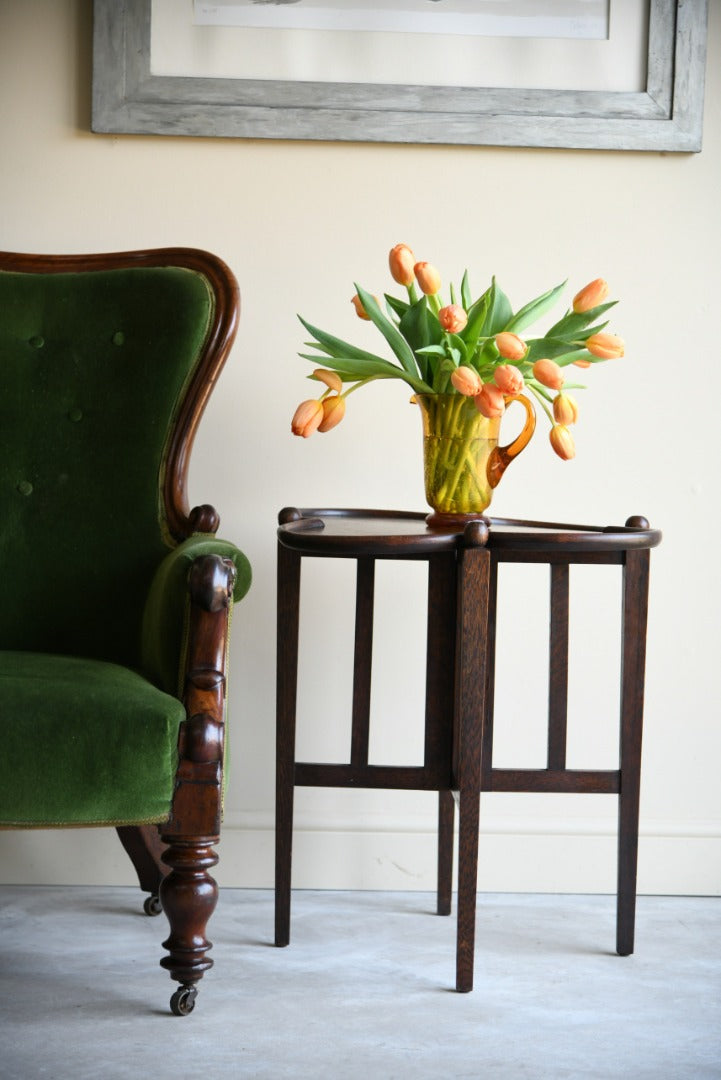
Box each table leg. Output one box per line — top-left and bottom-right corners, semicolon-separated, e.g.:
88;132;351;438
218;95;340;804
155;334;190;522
275;543;302;947
437;790;455;916
427;555;458;918
456;789;481;992
453;535;491;992
617;548;650;956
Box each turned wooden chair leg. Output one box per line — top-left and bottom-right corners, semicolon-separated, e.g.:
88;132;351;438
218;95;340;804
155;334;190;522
116;824;169;915
159;836;219;1016
437;790;455;916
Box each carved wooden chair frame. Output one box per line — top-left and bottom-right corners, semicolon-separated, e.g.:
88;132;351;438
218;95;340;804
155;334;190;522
0;247;242;1015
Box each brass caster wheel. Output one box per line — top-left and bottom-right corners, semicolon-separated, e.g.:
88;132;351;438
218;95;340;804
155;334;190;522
143;894;163;916
170;985;197;1016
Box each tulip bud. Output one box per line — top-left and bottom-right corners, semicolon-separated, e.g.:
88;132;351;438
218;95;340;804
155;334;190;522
350;293;372;320
414;261;441;296
586;332;625;359
572;278;609;313
439;304;468;334
291;399;324;438
549;424;575;460
388;243;415;286
450;365;482;397
495;332;527;361
318;394;346;433
553;392;579;425
474;382;506;419
532;358;564;390
573;359;592;369
493;364;524;394
313;368;343;393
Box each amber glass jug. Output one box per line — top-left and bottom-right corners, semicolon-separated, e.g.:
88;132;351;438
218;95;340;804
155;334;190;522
416;393;535;524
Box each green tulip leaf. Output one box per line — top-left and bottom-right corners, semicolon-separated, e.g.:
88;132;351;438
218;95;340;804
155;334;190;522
460;270;472;310
460;287;491;353
299;351;432;392
524;337;591;363
553;349;596;366
399;297;441;351
574;319;610;342
298;316;391;365
505;281;567;334
447;333;468;365
480;279;513;336
355;283;421;379
545;300;617;340
384;293;410;320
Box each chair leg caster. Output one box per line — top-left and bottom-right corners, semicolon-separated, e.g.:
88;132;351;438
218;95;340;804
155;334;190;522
170;984;198;1016
143;894;163;916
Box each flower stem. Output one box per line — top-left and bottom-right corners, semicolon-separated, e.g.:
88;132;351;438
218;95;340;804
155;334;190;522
528;382;554;423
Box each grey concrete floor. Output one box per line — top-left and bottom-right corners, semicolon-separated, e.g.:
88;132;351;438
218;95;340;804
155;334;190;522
0;887;718;1080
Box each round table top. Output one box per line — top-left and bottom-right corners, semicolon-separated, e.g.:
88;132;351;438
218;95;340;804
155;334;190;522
277;507;662;558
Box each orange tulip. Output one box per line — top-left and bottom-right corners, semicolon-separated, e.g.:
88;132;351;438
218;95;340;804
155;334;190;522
389;243;415;286
439;304;468;334
493;364;524;394
553;392;579;425
450;365;482;397
586;332;625;359
414;261;441;296
573;278;609;313
532;358;565;390
318;394;346;433
495;332;527;361
474;383;505;419
549;424;575;460
291;399;324;438
350;293;372;320
573;359;592;369
313;368;343;393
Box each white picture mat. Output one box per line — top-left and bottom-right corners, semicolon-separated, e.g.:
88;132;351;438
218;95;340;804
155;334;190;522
192;0;608;39
151;0;649;92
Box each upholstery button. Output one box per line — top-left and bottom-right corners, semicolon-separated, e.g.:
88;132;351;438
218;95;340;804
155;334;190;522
29;335;44;348
68;407;83;423
111;331;125;346
17;481;33;496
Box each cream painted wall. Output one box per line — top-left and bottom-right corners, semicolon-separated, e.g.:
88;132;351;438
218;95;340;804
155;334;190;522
1;0;719;895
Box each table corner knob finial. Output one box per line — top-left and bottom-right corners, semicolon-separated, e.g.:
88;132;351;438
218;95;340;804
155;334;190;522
463;519;490;547
278;506;303;525
625;515;650;530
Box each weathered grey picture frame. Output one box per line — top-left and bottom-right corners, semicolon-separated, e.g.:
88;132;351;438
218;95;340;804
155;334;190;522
92;0;708;151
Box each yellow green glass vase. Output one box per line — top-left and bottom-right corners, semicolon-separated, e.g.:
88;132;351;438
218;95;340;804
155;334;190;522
417;393;535;525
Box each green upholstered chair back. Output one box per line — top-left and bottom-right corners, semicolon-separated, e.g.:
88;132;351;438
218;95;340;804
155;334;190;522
0;249;239;669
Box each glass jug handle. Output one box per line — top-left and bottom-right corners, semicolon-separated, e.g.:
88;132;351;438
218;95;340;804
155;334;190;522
487;394;536;490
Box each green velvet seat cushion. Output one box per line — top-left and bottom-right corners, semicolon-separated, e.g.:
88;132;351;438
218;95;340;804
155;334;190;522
0;651;186;827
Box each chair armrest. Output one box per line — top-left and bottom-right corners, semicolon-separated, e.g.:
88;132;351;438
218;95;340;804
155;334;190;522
141;534;251;695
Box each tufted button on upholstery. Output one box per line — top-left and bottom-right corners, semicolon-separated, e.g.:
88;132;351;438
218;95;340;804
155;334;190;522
111;331;125;346
68;407;83;423
28;335;44;349
17;481;33;496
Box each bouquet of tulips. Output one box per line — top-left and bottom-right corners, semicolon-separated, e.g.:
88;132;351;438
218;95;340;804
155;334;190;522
291;243;624;460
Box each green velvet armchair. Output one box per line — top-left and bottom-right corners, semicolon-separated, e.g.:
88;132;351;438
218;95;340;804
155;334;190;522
0;247;251;1015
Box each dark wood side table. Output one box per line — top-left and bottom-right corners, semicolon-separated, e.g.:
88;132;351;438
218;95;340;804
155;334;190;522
275;508;661;992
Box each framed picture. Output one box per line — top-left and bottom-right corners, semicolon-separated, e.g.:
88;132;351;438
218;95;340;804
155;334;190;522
92;0;708;151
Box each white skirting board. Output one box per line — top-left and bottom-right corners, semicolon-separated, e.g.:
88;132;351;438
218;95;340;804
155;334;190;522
0;817;718;894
